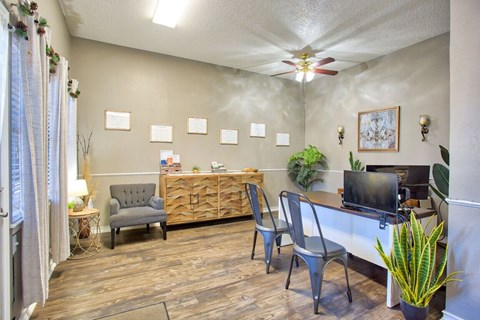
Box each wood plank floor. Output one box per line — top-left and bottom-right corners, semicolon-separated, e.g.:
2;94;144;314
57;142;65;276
31;218;445;319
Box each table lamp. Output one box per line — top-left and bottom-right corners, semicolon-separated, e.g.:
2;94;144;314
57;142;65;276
68;179;88;212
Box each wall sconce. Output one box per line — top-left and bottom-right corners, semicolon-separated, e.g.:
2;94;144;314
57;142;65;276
337;125;345;145
419;115;430;142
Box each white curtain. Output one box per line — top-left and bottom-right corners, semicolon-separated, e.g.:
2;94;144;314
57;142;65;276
16;7;50;306
0;3;8;136
66;79;78;182
48;56;70;263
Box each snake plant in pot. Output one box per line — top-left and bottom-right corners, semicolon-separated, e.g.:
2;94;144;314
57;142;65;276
375;214;461;320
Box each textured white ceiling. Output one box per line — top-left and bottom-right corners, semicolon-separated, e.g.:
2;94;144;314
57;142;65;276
58;0;450;81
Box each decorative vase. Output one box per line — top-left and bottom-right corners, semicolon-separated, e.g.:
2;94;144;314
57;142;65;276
400;299;429;320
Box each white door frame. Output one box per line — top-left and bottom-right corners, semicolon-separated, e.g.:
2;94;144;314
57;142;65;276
0;2;11;320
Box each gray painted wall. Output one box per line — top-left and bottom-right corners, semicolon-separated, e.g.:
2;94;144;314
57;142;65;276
445;0;480;318
303;33;450;214
69;38;303;226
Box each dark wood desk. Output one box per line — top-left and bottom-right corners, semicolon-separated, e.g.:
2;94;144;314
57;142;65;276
279;191;436;308
303;191;435;224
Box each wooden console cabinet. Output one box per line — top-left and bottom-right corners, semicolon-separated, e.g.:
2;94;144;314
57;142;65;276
160;172;263;225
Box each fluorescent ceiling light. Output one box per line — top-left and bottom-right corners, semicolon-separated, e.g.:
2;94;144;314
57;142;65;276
152;0;189;28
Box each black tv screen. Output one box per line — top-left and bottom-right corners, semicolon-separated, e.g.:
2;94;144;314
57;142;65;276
343;170;399;215
366;165;430;200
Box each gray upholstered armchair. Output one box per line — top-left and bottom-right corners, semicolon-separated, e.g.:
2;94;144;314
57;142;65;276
109;183;167;249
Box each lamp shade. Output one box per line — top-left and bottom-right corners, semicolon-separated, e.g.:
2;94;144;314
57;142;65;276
68;179;88;197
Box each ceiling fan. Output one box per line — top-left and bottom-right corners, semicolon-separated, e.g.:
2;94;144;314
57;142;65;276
272;53;338;82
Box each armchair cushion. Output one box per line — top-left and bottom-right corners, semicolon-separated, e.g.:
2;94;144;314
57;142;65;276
110;206;166;229
110;183;156;208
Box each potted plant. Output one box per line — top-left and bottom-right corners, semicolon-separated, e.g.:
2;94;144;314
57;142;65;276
430;145;449;203
287;145;328;191
348;151;365;171
67;201;74;214
375;214;461;320
192;165;200;174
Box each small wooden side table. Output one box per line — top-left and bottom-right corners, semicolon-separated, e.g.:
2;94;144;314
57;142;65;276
68;208;101;259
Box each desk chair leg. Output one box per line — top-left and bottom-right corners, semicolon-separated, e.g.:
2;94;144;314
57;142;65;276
110;229;115;249
305;258;325;315
285;254;296;289
263;232;276;274
251;230;258;260
147;223;150;232
275;235;282;254
342;255;353;302
116;228;120;235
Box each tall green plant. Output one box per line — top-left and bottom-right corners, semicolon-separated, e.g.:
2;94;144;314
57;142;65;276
375;214;461;308
430;145;449;203
287;145;328;191
348;151;365;171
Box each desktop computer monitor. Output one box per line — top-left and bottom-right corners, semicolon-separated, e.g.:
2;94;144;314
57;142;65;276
366;165;430;200
343;170;399;215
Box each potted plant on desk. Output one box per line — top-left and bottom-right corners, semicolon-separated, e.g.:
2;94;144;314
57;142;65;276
375;214;461;320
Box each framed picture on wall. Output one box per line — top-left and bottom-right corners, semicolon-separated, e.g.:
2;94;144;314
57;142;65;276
276;132;290;146
250;122;266;138
187;117;208;134
220;129;238;145
358;106;399;152
105;110;131;131
150;125;173;143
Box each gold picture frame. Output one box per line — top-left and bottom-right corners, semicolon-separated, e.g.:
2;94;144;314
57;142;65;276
358;106;399;152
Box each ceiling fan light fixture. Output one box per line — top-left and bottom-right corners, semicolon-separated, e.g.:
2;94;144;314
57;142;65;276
295;72;304;82
152;0;189;28
305;71;314;82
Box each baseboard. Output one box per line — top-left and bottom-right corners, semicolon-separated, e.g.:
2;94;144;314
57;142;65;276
442;310;464;320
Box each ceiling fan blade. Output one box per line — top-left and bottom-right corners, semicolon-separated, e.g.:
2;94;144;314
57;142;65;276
271;70;295;77
313;69;338;76
312;57;335;67
281;60;298;67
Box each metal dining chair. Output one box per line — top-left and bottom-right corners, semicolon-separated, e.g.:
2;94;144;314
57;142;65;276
245;183;289;274
279;190;352;314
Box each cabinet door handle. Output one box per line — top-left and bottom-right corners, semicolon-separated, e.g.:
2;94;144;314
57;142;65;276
0;208;8;218
196;193;199;204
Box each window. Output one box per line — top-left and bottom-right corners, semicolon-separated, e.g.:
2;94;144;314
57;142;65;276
10;35;23;223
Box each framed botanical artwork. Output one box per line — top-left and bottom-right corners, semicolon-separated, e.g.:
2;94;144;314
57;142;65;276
220;129;238;145
358;106;399;152
276;132;290;146
187;117;208;134
250;122;266;138
105;110;131;131
150;125;173;143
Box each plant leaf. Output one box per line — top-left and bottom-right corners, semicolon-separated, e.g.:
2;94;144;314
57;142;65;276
432;163;449;196
439;145;449;166
429;183;446;202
